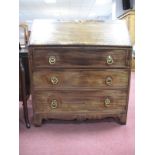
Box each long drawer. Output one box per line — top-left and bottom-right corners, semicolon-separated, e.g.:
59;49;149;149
33;90;128;113
33;48;130;68
33;69;129;89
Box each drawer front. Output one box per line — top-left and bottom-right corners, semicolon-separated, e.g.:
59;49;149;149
33;69;129;89
33;90;127;113
33;48;129;68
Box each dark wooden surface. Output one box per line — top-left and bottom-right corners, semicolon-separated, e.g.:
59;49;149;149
19;49;30;96
32;47;130;68
28;20;132;126
33;89;127;113
33;69;129;89
19;55;30;128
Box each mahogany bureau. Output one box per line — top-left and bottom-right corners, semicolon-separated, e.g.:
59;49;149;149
28;20;132;126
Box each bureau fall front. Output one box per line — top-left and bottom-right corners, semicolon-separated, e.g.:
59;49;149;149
28;20;132;126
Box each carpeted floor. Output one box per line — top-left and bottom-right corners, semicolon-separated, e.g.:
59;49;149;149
19;72;135;155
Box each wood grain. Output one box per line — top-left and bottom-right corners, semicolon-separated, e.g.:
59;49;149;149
28;21;132;126
33;90;127;113
33;69;129;89
29;20;131;46
33;47;130;68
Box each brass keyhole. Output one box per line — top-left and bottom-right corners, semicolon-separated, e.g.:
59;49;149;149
105;76;112;86
51;99;58;109
106;55;113;65
51;76;58;85
104;98;111;107
49;56;56;64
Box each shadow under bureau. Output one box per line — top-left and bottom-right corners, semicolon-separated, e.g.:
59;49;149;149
28;20;132;126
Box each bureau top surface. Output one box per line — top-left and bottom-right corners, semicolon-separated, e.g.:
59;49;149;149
29;19;131;47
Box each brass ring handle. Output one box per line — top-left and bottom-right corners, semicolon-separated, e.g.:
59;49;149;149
49;56;56;64
51;76;58;85
106;55;113;65
51;99;58;109
105;76;113;86
104;98;111;107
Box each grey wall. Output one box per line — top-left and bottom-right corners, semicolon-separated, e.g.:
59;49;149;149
130;0;135;9
116;0;135;17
